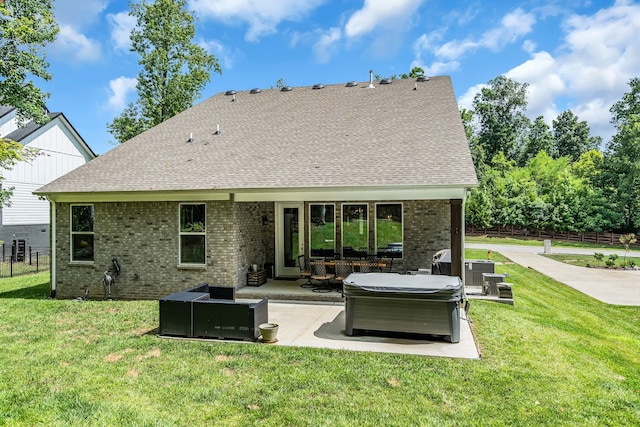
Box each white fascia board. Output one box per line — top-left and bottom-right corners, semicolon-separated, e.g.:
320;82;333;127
40;190;231;203
233;186;472;202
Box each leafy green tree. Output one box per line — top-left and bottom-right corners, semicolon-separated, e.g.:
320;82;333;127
409;67;425;78
610;77;640;129
619;233;637;266
600;116;640;232
599;78;640;232
520;116;554;165
460;107;486;172
108;0;221;143
472;76;529;162
0;0;59;125
552;110;599;162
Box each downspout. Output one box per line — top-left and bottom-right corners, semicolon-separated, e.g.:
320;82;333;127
50;199;56;298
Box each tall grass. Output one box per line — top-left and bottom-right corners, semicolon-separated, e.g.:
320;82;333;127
1;262;639;425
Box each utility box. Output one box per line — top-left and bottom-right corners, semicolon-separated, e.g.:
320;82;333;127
464;260;495;287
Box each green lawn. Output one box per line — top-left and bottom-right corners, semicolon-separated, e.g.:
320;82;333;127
466;234;640;252
543;253;640;268
1;263;639;426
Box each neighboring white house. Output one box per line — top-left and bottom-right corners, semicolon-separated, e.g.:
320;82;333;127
0;106;96;256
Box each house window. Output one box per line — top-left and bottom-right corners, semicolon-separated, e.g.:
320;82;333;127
342;204;368;257
309;204;335;257
179;203;206;264
71;205;94;262
376;203;403;258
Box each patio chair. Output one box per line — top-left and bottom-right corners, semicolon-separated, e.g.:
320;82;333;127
366;255;383;272
333;260;354;295
358;260;377;273
310;260;334;293
298;254;314;288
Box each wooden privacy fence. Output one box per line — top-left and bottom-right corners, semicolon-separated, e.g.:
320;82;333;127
466;225;639;247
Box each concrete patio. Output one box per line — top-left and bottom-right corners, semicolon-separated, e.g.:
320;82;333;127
214;278;481;359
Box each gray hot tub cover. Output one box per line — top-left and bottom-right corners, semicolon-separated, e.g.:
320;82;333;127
343;273;462;300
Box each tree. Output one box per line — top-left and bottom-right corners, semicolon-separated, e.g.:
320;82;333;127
610;77;640;129
0;0;59;125
520;116;554;165
409;66;425;78
600;116;640;232
619;233;637;266
599;78;640;232
472;76;529;162
108;0;221;143
552;110;599;162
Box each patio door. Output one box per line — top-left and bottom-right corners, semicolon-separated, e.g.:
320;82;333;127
275;202;304;277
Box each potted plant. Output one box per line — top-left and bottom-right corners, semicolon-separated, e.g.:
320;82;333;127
258;323;279;343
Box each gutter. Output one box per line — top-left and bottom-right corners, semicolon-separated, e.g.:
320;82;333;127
50;199;56;298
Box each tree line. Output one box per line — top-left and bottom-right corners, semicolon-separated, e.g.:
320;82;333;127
464;76;640;234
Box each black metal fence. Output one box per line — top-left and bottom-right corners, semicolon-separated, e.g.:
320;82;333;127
0;245;50;278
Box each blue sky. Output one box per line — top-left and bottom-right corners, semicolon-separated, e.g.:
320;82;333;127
44;0;640;155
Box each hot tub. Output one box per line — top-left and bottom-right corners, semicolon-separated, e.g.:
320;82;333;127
343;273;463;342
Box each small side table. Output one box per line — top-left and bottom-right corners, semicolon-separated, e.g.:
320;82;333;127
247;269;267;287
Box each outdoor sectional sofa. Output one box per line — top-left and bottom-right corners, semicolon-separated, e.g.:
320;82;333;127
158;284;268;341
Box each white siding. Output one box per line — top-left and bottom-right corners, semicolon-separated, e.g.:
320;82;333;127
1;115;93;226
0;110;19;137
1;182;49;225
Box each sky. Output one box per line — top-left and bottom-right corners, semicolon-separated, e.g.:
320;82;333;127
40;0;640;155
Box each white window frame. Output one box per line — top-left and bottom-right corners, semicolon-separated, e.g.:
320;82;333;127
178;203;206;265
70;204;94;263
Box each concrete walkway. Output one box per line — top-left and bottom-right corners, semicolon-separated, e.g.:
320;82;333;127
466;243;640;306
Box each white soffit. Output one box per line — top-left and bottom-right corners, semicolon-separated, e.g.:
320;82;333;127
233;186;470;202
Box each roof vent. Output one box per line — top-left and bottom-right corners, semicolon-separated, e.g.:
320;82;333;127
250;88;262;94
368;70;374;89
416;75;429;82
380;78;392;85
312;84;324;90
225;90;236;96
280;86;293;92
345;81;358;87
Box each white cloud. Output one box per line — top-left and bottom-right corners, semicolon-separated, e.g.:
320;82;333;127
434;8;536;61
52;25;102;63
199;38;238;70
344;0;424;38
52;1;106;63
313;27;342;63
508;0;640;142
189;0;325;41
457;83;487;111
53;0;108;28
107;77;138;111
107;11;136;53
506;51;564;123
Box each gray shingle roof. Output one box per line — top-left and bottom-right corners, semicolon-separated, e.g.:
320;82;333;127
36;76;477;194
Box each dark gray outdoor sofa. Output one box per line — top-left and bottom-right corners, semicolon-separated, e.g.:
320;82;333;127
158;284;268;341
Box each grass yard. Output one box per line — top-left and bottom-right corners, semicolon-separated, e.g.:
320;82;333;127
466;235;640;252
1;259;639;426
543;253;640;269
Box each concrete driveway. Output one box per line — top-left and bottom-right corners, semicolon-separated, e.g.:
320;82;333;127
466;243;640;306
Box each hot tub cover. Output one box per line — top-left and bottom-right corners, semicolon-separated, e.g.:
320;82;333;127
343;273;462;300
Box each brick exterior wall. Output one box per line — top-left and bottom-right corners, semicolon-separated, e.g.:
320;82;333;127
54;200;273;300
53;199;450;299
